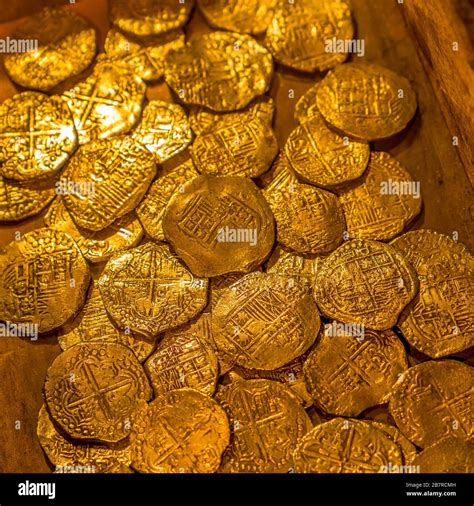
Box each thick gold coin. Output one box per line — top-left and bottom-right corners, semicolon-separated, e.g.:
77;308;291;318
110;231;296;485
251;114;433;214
216;379;312;472
293;418;403;473
294;82;321;124
62;63;146;145
339;152;422;241
130;389;230;473
164;31;273;111
61;136;156;232
44;343;152;443
392;230;474;358
411;439;474;473
98;242;208;339
264;0;353;72
0;228;91;334
314;239;418;330
303;323;408;416
0;92;77;182
3;7;96;92
389;360;474;448
212;271;320;370
163;175;275;277
316;62;417;141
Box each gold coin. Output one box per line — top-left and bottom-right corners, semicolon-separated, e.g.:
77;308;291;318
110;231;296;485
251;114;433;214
314;239;418;330
61;136;156;232
316;62;417;141
339;152;422;241
212;271;320;370
62;63;146;145
44;343;152;443
263;156;346;255
411;439;474;473
98;242;208;339
285;111;369;189
164;31;273;112
110;0;195;37
58;282;154;363
163;175;275;277
303;323;408;416
130;389;230;473
3;7;96;92
216;379;312;472
131;100;193;163
294;82;321;124
0;92;77;182
392;230;474;358
0;228;91;334
389;359;474;448
198;0;277;34
45;198;144;264
293;418;403;473
264;0;354;72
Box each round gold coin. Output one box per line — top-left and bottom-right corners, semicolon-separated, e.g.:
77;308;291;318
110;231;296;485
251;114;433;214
313;239;418;330
411;439;474;473
316;62;417;141
165;31;273;111
294;82;322;124
216;379;312;472
130;389;230;473
389;359;474;448
98;242;208;339
0;92;77;182
0;228;91;334
162;175;275;277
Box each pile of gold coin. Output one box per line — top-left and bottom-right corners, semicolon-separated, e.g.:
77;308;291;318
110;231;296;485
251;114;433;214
0;1;472;475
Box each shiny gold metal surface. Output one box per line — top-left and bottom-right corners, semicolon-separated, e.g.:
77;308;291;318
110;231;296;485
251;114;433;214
411;439;474;473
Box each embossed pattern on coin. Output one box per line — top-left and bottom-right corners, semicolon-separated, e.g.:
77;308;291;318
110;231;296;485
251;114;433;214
294;82;322;124
411;439;474;473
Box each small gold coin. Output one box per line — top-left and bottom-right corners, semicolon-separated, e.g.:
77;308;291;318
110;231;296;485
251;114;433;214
98;242;208;339
314;239;418;330
293;418;403;473
392;230;474;358
212;271;320;370
0;92;77;182
44;343;152;443
216;379;312;472
303;323;408;416
165;31;273;111
0;228;91;334
294;82;321;124
316;62;417;141
61;136;156;232
389;359;474;448
264;0;354;72
163;175;275;277
130;389;230;473
3;7;96;91
411;439;474;473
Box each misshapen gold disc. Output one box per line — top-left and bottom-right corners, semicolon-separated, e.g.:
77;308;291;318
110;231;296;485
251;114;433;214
411;439;474;473
130;389;230;473
316;62;417;141
294;82;322;124
0;92;77;182
0;228;91;334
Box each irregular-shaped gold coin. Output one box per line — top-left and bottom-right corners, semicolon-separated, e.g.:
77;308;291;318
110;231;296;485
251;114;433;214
163;175;275;277
389;360;474;448
285;111;369;188
61;137;156;232
216;379;312;472
3;7;96;91
44;343;152;443
212;272;320;370
316;62;417;141
264;0;354;72
98;242;208;339
0;228;91;334
130;389;230;473
392;230;474;358
294;82;322;124
165;31;273;111
0;92;77;182
411;439;474;473
62;63;146;145
303;323;408;416
293;418;403;473
314;239;418;330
